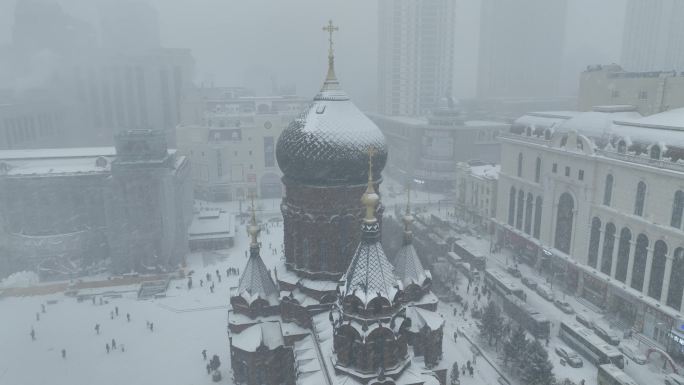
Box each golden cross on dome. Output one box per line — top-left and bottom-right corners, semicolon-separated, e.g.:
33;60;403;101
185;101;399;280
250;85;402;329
322;20;339;57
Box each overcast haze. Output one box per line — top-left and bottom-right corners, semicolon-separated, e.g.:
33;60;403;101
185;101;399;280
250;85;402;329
0;0;626;109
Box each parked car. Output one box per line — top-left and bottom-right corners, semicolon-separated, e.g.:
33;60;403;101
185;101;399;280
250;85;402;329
554;346;583;368
575;314;592;328
521;276;538;290
535;285;555;301
554;300;575;314
506;265;522;278
618;345;646;365
665;374;684;385
593;325;620;346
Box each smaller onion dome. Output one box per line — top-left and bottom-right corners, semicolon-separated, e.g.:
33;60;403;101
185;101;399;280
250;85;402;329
394;189;430;288
341;152;400;307
236;201;279;305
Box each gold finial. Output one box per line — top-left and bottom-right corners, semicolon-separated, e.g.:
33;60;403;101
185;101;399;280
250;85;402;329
248;193;259;247
361;147;379;221
322;20;339;82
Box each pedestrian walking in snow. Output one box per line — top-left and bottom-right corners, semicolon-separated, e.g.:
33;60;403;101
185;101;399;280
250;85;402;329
150;322;154;332
112;339;117;350
99;297;103;305
30;328;35;341
62;349;66;359
127;313;131;322
206;273;211;282
92;296;96;305
115;307;119;316
226;268;230;277
95;324;100;334
41;304;46;313
216;269;220;280
200;279;204;287
206;363;211;374
106;343;110;354
202;349;207;360
217;274;221;283
121;344;125;353
187;277;193;290
110;311;114;320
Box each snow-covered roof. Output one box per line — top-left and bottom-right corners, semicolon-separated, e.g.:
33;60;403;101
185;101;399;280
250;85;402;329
0;147;116;160
188;209;234;241
236;241;279;306
470;164;500;179
0;156;115;176
404;305;444;332
342;239;401;307
231;321;284;352
394;241;429;288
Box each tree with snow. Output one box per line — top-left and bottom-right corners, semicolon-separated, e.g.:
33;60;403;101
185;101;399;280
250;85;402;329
520;340;555;385
479;301;503;346
450;361;460;385
503;326;528;369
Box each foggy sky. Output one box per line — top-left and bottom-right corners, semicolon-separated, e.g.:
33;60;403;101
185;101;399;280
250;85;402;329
0;0;627;110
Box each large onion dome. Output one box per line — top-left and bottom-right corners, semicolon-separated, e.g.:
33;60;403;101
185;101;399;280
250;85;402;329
276;41;387;186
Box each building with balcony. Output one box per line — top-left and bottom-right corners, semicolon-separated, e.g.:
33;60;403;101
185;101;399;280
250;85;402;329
175;95;309;201
369;103;506;192
494;106;684;356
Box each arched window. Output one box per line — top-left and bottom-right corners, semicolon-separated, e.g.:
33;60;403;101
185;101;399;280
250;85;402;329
631;234;649;291
587;217;601;268
648;240;668;300
634;181;646;216
524;193;533;234
650;145;661;160
535;157;542;183
508;187;516;226
554;193;575;254
601;223;616;275
671;190;684;229
517;153;523;177
516;190;524;230
615;228;632;283
667;248;684;310
533;196;543;239
603;174;613;206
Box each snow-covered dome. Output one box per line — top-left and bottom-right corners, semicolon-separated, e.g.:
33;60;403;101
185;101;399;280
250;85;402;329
276;49;387;186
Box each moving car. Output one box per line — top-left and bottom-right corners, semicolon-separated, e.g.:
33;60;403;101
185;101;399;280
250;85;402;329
535;285;555;301
554;346;583;368
521;276;538;290
506;265;522;278
665;373;684;385
593;325;620;346
618;344;646;365
554;300;575;314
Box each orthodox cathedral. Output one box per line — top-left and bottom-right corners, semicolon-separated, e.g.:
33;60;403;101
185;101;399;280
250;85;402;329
228;22;446;385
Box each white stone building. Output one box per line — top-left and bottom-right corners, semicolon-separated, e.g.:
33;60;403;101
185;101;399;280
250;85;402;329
175;95;308;201
494;106;684;353
454;162;499;232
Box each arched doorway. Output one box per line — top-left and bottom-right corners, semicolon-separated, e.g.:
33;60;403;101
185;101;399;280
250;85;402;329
554;193;574;254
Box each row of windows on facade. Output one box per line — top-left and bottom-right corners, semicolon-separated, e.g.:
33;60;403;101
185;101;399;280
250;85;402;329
611;89;648;100
587;218;684;311
602;174;684;228
507;187;543;240
517;153;584;183
1;114;63;147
